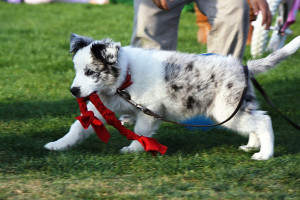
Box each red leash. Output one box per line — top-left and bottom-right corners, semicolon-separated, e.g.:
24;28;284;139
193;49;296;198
76;93;167;155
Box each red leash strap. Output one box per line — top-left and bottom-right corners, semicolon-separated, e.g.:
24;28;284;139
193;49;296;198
76;98;111;143
76;93;167;155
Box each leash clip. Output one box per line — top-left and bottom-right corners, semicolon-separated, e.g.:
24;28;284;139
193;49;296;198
117;89;131;100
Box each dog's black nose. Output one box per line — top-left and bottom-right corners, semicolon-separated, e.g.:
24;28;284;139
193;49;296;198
70;87;80;96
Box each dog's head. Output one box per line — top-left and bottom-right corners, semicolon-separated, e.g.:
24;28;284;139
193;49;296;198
69;33;121;97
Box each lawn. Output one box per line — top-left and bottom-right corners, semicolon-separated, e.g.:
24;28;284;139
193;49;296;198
0;1;300;199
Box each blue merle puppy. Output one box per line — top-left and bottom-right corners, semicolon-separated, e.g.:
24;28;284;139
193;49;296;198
45;34;300;160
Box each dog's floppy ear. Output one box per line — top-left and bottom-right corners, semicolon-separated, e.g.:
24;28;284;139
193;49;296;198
70;33;94;54
91;41;121;64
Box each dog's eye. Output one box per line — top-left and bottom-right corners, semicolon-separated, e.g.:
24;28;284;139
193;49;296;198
85;69;96;76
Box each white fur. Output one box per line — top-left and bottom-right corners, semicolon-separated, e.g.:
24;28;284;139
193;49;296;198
44;34;300;160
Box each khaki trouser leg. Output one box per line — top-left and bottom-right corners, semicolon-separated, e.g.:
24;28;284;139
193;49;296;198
195;0;254;46
196;0;249;59
131;0;186;50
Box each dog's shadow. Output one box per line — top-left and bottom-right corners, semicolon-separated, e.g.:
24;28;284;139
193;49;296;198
155;124;245;155
0;98;78;121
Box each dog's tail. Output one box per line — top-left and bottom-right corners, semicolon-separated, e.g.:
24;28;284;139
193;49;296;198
247;35;300;74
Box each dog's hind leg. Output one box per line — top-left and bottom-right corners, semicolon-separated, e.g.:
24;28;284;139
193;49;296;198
120;113;160;153
218;110;274;160
44;102;101;151
249;113;274;160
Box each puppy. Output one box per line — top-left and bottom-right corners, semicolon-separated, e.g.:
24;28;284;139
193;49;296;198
45;34;300;160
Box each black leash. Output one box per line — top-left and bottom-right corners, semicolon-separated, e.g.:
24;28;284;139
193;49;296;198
117;65;249;128
251;77;300;130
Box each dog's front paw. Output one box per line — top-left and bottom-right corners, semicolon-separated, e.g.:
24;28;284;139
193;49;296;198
120;141;144;154
251;152;273;160
44;141;70;151
119;115;135;125
239;145;259;152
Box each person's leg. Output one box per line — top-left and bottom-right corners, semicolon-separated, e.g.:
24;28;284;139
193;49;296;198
131;0;186;50
196;0;249;59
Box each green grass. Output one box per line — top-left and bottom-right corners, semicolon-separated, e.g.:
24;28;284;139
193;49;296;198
0;2;300;199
